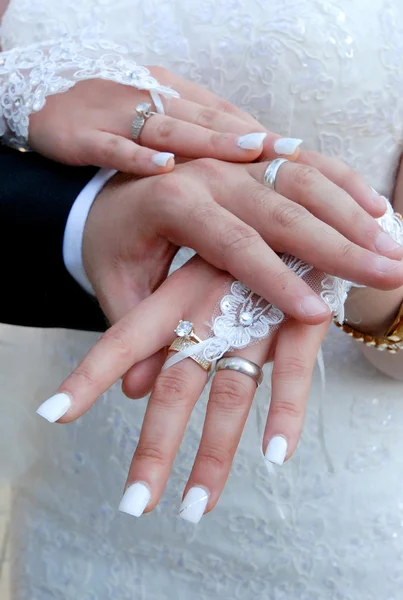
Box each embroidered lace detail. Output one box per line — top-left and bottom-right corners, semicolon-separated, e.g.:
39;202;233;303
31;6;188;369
205;281;284;360
281;254;314;279
320;276;353;324
0;36;179;149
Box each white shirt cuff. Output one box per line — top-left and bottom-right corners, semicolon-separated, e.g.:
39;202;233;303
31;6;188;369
63;168;117;295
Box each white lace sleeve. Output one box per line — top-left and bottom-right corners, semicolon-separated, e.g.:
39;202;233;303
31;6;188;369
0;34;179;149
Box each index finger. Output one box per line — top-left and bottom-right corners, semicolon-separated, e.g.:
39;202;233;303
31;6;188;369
36;287;180;423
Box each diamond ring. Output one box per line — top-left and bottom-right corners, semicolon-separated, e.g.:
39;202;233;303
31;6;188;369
169;320;211;372
131;102;157;141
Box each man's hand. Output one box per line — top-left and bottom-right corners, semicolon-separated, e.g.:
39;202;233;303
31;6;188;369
81;158;403;395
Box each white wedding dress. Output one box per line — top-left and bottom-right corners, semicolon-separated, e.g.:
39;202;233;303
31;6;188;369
1;0;403;598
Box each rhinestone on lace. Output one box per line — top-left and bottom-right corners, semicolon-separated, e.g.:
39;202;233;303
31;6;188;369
174;320;193;337
239;312;254;327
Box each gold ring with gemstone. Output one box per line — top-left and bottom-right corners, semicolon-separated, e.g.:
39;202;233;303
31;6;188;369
169;320;211;372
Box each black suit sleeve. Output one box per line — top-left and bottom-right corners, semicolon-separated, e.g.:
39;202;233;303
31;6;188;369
0;145;107;332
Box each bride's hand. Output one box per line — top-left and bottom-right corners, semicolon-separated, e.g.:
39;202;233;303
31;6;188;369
38;255;330;522
28;72;296;175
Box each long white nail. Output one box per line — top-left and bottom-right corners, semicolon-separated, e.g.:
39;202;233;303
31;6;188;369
265;435;288;465
237;132;267;150
36;393;71;423
119;482;151;518
179;486;209;524
273;137;303;155
152;152;174;167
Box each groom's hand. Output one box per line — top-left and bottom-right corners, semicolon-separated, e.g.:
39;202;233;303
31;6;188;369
82;159;403;395
84;161;403;323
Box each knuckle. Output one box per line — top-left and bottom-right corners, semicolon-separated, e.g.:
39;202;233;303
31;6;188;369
197;445;231;471
216;98;239;117
207;131;226;153
338;240;359;262
135;443;169;467
210;375;251;414
195;106;219;129
101;325;132;361
155;118;176;141
191;157;222;178
150;172;185;201
152;367;193;406
100;136;121;163
270;398;303;420
270;200;310;230
221;224;261;258
189;201;220;226
68;366;96;390
272;356;311;383
292;164;320;189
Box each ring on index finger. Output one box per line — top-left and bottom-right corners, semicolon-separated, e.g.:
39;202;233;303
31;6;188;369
169;320;212;372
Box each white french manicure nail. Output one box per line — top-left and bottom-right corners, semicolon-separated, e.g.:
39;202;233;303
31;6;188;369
237;132;268;150
273;137;303;155
119;482;151;518
36;392;71;423
265;435;288;465
179;486;209;524
152;152;174;167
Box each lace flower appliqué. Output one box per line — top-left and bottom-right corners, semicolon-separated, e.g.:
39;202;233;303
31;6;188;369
203;281;284;362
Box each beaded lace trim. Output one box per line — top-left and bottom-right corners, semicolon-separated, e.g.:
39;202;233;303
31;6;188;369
0;35;179;149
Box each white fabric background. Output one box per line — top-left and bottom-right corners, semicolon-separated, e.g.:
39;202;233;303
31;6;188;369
1;0;403;598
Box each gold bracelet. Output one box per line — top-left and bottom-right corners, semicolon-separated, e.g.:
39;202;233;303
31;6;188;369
335;301;403;354
335;210;403;353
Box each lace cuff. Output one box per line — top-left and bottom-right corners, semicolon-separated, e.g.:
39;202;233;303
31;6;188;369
0;35;180;149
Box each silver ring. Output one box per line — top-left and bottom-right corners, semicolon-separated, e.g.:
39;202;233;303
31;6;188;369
131;102;157;141
263;158;289;190
215;357;263;386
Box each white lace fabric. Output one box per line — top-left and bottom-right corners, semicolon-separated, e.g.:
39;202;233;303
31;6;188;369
0;35;179;148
